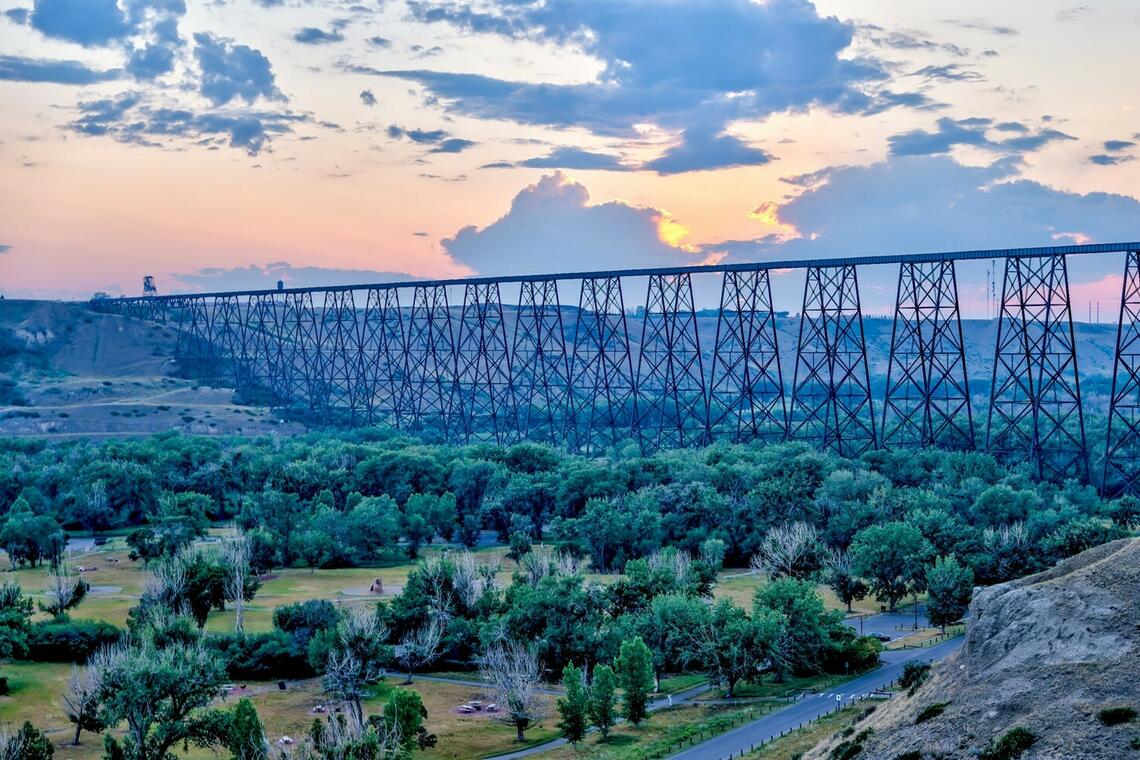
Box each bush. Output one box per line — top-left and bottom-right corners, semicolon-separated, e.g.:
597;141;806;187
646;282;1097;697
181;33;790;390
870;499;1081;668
979;727;1036;760
830;740;864;760
915;701;949;724
272;599;340;650
900;661;931;694
208;630;314;680
25;619;123;662
1098;706;1137;726
1130;736;1140;750
894;752;923;760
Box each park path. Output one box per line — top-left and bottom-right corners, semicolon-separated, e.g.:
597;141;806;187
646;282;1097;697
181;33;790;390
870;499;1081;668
667;637;964;760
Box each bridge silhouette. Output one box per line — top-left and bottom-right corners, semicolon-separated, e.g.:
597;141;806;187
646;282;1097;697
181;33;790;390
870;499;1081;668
91;241;1140;495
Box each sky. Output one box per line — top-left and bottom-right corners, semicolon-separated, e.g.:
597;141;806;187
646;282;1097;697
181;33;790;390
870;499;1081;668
1;0;1139;316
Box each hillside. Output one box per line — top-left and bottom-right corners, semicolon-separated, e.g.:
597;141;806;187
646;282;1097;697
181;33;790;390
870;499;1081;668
807;538;1140;760
0;299;301;437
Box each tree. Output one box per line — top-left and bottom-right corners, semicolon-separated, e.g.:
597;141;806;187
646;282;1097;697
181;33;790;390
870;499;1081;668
615;637;654;725
395;618;444;683
40;559;90;619
62;665;105;746
849;522;934;612
688;600;784;698
88;634;229;760
506;516;533;567
401;494;442;558
480;642;546;743
555;664;588;745
587;664;617;740
925;555;974;633
0;498;64;569
224;698;269;760
750;522;824;579
222;530;254;634
824;548;867;613
319;606;391;728
0;582;32;692
0;722;53;760
378;688;436;753
754;577;843;678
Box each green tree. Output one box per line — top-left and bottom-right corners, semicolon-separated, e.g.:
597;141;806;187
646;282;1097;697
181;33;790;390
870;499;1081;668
925;555;974;632
556;664;588;745
849;521;934;612
754;577;844;678
90;630;229;760
0;498;64;569
615;637;655;725
0;582;33;692
588;664;617;740
225;698;268;760
824;549;867;614
379;688;436;752
3;721;54;759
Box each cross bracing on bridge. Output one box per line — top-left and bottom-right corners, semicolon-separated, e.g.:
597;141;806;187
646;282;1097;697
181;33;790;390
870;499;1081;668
90;241;1140;494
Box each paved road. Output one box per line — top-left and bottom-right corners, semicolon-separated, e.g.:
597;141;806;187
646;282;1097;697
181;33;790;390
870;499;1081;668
484;682;713;760
667;637;964;760
843;609;930;640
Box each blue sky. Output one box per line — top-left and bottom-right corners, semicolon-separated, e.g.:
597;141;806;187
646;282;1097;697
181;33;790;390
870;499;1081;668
0;0;1138;312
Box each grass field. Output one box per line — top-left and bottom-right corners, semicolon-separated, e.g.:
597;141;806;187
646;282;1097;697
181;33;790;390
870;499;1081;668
741;704;865;759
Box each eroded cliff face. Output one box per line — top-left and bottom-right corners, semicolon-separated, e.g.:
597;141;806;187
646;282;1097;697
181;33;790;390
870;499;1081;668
808;538;1140;760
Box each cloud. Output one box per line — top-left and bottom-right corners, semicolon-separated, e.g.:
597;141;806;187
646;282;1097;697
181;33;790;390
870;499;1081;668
0;244;11;254
943;18;1017;36
910;64;983;83
193;32;283;107
67;91;307;155
858;24;969;57
387;124;475;152
359;89;376;106
366;35;391;47
643;126;773;174
1088;154;1134;166
169;261;419;293
712;155;1140;266
293;26;344;44
517;147;630;171
395;0;914;138
0;54;120;84
1104;140;1136;152
442;172;701;275
31;0;130;46
126;43;175;79
4;8;30;23
888;116;1074;156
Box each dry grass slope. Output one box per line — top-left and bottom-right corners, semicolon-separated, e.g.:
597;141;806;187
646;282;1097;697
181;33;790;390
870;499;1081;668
807;537;1140;760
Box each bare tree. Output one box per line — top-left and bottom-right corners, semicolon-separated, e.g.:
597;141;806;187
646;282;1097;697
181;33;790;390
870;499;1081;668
141;553;188;615
519;548;581;587
480;643;547;743
750;522;824;579
62;665;104;746
321;605;389;728
418;555;456;621
41;558;89;618
451;550;500;608
396;618;444;683
648;548;694;587
222;529;252;634
281;713;402;760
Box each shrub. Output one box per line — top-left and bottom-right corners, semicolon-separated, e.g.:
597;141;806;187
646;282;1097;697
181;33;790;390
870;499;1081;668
830;741;864;760
208;630;314;680
25;619;122;662
900;661;931;694
915;701;949;724
1130;736;1140;750
979;727;1036;760
1098;706;1137;726
894;752;923;760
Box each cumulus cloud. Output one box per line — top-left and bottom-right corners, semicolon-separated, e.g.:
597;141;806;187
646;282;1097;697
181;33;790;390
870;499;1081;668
31;0;130;46
170;261;419;293
390;0;923;145
359;89;376;106
442;172;702;275
888;116;1074;156
194;32;283;107
1088;154;1134;166
517;147;630;171
712;155;1140;264
125;43;175;79
0;54;120;84
4;8;30;23
643;126;773;174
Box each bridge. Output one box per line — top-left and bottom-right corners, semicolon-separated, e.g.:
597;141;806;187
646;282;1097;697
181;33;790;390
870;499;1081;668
90;241;1140;495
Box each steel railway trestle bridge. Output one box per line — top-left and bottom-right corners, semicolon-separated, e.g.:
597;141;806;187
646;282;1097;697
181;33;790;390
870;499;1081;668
90;242;1140;495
